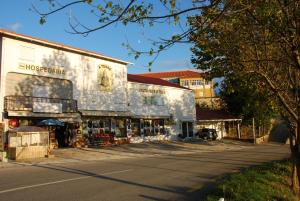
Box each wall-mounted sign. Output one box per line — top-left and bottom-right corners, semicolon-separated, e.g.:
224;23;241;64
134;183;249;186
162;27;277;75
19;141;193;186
138;88;165;94
8;119;19;129
97;64;112;91
19;63;66;75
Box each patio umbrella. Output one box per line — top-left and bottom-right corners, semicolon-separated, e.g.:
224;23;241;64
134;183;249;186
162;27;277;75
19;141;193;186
37;119;65;126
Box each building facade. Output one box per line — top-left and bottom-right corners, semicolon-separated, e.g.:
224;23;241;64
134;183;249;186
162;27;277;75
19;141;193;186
0;29;196;151
137;70;219;108
127;74;196;142
0;29;130;148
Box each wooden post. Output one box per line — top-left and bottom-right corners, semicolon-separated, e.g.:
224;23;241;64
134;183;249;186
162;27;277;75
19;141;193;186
237;122;241;139
252;118;256;144
221;122;224;139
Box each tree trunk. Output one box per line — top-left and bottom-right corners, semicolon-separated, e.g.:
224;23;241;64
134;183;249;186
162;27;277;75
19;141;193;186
291;69;300;195
291;120;300;196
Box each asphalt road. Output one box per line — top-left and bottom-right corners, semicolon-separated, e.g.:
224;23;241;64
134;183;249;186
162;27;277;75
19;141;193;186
0;143;290;201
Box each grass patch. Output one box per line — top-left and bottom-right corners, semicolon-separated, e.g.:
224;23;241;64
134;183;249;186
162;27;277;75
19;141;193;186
205;160;298;201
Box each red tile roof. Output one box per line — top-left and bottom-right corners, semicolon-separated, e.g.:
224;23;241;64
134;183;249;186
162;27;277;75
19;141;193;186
196;108;241;121
127;74;190;90
137;70;206;79
0;29;130;65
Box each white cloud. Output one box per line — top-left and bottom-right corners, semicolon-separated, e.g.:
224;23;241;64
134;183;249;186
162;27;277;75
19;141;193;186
7;22;22;32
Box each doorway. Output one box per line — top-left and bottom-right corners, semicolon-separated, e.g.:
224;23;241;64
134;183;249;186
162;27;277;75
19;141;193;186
182;122;193;138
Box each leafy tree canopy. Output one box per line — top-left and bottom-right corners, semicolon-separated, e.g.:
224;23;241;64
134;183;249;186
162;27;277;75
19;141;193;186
190;0;299;122
219;72;277;126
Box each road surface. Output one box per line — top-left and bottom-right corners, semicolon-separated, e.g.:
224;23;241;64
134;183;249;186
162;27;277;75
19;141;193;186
0;143;290;201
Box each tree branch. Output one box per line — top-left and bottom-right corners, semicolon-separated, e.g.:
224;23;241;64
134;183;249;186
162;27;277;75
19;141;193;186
32;0;86;17
68;0;136;34
248;70;298;121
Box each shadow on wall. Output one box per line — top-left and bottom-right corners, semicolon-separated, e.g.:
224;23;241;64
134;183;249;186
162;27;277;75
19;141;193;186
268;119;289;143
8;50;75;99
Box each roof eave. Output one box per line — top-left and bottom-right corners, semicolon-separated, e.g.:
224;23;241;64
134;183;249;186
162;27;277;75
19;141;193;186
197;119;242;122
0;29;132;65
128;80;192;91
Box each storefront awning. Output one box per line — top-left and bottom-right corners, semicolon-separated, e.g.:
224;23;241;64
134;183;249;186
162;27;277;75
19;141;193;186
80;110;132;117
196;108;242;123
132;114;171;119
7;111;81;120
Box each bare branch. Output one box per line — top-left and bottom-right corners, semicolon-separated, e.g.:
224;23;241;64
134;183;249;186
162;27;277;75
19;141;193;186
32;0;86;17
69;0;136;34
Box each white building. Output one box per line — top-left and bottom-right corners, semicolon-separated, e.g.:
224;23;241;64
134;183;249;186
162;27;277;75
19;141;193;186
0;29;196;150
127;74;196;142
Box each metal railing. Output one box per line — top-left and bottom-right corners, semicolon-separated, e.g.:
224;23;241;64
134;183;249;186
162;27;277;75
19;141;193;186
4;96;77;113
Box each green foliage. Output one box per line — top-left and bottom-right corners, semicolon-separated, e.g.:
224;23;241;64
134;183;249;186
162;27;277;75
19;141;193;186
85;0;93;4
220;73;277;125
39;17;46;25
190;0;300;123
206;160;297;201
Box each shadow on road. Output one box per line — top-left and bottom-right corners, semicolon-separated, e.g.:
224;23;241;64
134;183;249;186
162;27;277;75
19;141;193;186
31;143;289;201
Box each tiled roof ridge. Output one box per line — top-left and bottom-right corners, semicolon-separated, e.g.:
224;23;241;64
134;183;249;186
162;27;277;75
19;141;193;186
136;70;207;78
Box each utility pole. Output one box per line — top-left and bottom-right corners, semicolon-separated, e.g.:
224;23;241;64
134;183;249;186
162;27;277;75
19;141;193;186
237;122;241;139
252;118;256;144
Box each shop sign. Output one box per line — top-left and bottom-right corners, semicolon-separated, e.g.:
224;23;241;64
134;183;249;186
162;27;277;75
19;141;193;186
0;123;4;151
138;88;165;94
97;64;112;91
18;63;66;75
33;102;62;113
8;119;19;129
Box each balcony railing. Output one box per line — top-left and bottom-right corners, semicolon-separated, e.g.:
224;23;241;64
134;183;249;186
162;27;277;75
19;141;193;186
4;96;77;113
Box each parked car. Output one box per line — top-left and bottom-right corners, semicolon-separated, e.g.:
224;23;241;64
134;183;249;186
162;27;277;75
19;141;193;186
196;128;218;140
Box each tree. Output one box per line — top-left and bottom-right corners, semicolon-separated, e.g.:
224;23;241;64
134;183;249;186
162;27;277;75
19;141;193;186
32;0;220;70
190;0;300;193
220;72;277;136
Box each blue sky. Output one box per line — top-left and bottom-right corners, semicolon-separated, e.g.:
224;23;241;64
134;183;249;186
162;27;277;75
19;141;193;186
0;0;195;74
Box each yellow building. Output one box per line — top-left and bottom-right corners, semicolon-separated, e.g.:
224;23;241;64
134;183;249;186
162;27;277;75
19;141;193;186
137;70;218;108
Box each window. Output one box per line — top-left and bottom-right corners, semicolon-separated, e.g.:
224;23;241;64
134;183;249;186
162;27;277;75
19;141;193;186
181;80;189;86
114;119;127;138
156;97;164;106
143;96;152;105
197;80;204;85
143;96;164;106
191;80;204;86
142;119;165;136
131;119;140;137
99;119;110;134
151;96;158;105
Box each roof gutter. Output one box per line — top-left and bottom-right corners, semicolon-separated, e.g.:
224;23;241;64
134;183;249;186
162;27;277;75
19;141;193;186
197;119;242;122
